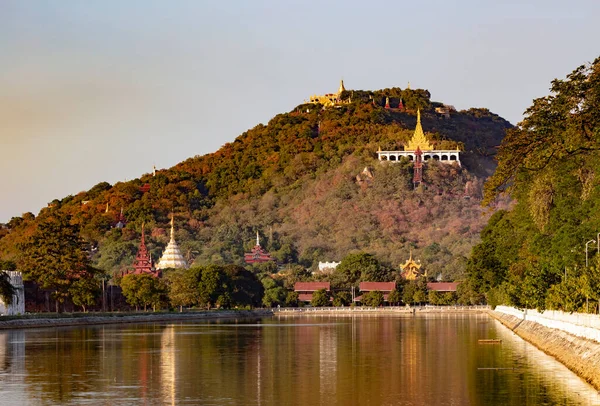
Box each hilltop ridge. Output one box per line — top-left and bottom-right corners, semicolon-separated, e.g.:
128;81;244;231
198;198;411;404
0;85;512;281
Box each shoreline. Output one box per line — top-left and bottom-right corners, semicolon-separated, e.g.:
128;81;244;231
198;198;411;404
0;309;273;330
489;309;600;391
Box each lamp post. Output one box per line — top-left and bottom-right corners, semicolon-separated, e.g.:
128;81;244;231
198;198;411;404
585;240;596;267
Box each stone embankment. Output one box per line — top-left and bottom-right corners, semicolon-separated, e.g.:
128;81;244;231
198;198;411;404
0;309;273;330
490;306;600;390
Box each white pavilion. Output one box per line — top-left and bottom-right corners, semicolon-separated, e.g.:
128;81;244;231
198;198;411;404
377;110;461;165
156;216;188;270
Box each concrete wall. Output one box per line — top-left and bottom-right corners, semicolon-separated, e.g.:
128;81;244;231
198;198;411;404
495;305;600;343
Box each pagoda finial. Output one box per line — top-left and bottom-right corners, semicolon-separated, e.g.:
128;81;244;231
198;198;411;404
141;222;146;244
256;230;260;246
338;79;346;95
153;164;156;177
406;109;432;151
105;202;109;213
170;214;175;242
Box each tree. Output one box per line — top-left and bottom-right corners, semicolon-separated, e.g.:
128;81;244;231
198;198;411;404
387;289;401;305
311;289;329;307
333;291;352;307
165;269;199;312
0;261;16;305
70;275;100;312
362;290;384;307
285;291;299;307
335;253;388;286
120;273;166;311
18;213;99;312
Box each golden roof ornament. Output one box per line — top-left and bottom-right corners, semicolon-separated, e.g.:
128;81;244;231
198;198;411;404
338;79;346;95
406;109;433;151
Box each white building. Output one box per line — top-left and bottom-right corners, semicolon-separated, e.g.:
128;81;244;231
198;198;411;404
377;109;461;165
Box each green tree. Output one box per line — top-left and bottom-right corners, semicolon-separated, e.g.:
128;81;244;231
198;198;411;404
165;269;199;312
0;261;17;305
362;290;384;307
333;291;352;307
311;289;330;307
18;214;99;312
285;291;299;307
70;275;100;312
120;273;166;311
387;289;401;305
335;253;388;286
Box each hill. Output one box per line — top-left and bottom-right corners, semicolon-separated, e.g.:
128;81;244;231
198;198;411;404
0;86;512;282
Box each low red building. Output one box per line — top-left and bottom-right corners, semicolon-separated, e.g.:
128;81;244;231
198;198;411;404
427;282;460;292
354;282;396;302
294;282;331;302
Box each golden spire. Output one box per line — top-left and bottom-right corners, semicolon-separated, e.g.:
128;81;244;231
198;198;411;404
170;214;175;242
406;109;433;151
338;79;346;94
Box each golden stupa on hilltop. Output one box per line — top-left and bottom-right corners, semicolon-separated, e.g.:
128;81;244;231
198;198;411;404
405;109;433;151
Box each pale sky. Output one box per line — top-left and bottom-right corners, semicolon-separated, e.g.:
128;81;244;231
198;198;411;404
1;1;599;222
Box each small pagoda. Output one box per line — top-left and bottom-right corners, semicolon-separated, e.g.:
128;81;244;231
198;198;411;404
400;251;424;280
156;215;188;270
244;231;274;264
130;224;161;277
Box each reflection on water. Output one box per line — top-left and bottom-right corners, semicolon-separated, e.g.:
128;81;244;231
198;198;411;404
0;314;598;405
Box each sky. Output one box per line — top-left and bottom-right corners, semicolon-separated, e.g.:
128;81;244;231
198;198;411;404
1;1;599;223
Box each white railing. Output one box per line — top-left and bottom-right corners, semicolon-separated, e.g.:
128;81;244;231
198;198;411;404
494;306;600;343
274;305;489;313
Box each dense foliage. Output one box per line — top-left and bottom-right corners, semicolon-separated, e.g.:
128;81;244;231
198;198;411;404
0;86;512;306
466;56;600;312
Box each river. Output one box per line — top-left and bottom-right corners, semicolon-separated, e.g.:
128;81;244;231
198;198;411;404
0;313;598;405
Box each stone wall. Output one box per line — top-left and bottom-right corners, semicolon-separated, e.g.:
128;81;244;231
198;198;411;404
495;305;600;342
490;308;600;390
0;271;25;315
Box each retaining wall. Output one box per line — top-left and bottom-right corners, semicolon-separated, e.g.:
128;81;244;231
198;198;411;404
490;308;600;390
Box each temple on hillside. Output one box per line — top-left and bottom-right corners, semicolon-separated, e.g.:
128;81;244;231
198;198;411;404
156;216;188;270
244;231;275;264
377;110;461;167
307;80;351;107
400;251;424;280
129;224;161;277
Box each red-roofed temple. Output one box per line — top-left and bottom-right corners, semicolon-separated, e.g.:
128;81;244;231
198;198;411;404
129;224;161;277
244;231;275;264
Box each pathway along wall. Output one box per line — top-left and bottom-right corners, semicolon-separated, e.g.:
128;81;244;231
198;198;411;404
490;307;600;390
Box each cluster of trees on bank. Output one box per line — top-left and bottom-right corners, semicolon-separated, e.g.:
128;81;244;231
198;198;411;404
464;56;600;313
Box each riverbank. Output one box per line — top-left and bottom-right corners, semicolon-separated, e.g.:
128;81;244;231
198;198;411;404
489;309;600;390
0;309;273;330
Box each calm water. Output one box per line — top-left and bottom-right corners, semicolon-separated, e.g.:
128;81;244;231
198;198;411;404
0;314;599;405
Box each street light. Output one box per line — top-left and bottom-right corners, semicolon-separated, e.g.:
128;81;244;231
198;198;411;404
585;239;596;267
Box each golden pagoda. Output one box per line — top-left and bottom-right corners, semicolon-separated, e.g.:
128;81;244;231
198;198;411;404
400;251;424;280
406;110;433;151
338;79;346;94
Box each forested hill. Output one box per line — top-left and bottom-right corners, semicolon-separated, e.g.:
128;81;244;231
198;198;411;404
0;87;512;281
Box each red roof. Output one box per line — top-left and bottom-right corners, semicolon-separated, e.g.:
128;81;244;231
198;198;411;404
427;282;460;292
359;282;396;292
298;293;313;302
294;282;331;292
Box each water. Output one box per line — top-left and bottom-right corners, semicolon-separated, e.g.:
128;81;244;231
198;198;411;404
0;313;598;405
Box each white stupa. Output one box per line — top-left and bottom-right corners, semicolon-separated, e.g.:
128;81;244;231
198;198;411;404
156;216;188;270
